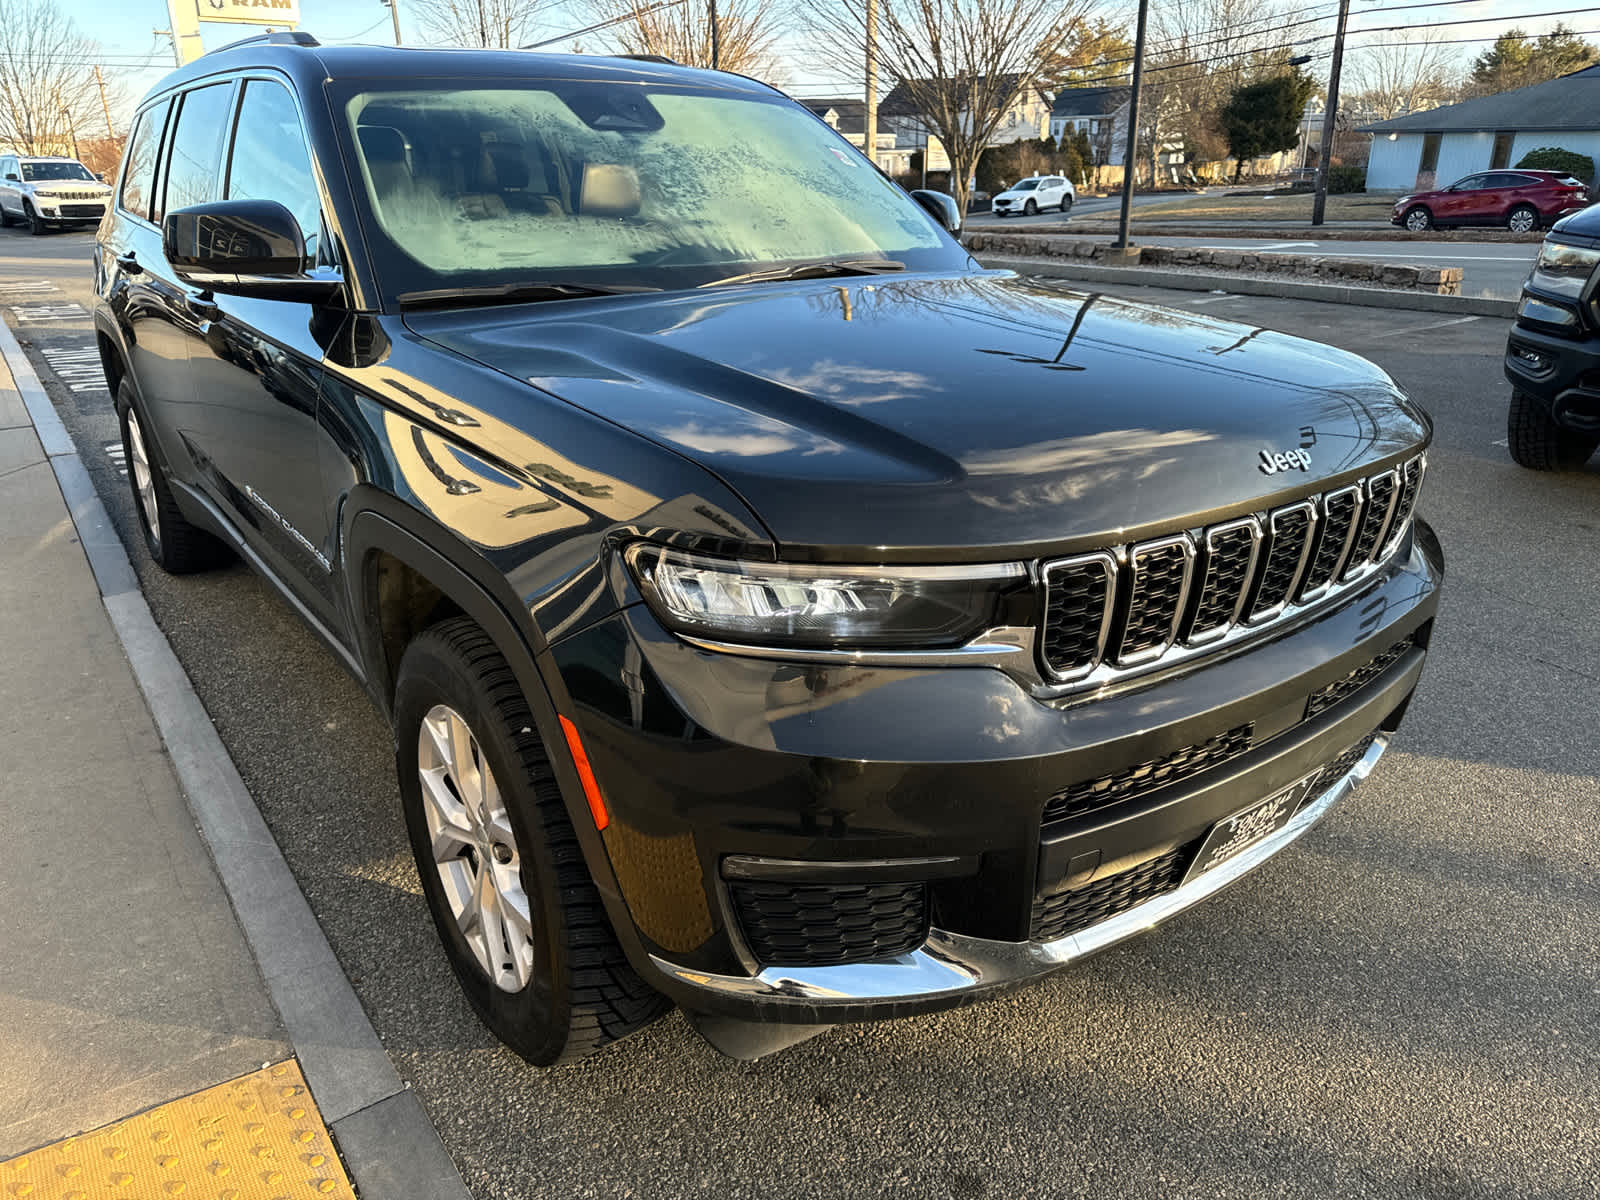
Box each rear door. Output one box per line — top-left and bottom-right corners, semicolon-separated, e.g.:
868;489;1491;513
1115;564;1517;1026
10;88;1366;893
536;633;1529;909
0;156;20;217
181;74;344;624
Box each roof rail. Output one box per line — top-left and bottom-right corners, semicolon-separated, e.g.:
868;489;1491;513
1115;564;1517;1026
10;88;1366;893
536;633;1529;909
615;53;677;65
210;30;320;54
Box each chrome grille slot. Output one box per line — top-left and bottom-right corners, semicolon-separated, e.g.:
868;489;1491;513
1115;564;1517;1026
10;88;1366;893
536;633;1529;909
1298;485;1362;601
1037;452;1426;694
1249;501;1317;622
1116;536;1194;665
1345;469;1397;577
1383;457;1425;556
1040;553;1116;680
1187;518;1260;643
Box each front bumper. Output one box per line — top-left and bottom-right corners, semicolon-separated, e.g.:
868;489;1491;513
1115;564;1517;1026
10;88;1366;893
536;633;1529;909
1505;315;1600;433
546;522;1442;1023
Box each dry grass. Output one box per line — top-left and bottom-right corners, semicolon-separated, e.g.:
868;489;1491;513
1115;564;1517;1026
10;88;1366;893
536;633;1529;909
1102;193;1398;223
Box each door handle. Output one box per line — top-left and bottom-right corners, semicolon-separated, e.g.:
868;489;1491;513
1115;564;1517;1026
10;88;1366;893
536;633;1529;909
186;293;219;322
115;251;143;276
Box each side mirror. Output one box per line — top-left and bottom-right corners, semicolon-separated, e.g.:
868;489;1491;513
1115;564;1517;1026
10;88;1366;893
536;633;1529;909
95;172;106;182
4;173;18;182
910;188;963;235
164;199;339;302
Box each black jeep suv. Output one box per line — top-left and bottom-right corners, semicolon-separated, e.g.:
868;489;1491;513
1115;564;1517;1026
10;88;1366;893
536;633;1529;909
1504;203;1600;469
95;34;1442;1063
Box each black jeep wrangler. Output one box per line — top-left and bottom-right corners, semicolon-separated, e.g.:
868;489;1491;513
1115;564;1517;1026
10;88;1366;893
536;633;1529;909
1505;203;1600;469
95;33;1442;1063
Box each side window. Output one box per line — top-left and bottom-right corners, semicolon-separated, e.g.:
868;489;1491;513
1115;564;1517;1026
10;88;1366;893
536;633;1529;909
119;100;171;222
226;79;323;260
162;83;235;220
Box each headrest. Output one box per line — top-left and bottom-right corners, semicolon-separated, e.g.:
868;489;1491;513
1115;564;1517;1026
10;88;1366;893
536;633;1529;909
358;125;410;167
579;163;640;217
487;148;530;190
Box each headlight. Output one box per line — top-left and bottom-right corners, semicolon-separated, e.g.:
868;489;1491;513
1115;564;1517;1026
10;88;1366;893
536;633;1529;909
625;544;1026;649
1526;240;1600;301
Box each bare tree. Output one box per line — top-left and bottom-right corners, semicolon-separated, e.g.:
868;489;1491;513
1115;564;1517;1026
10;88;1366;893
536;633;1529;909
812;0;1095;214
0;0;108;155
1345;31;1460;121
412;0;544;48
583;0;784;79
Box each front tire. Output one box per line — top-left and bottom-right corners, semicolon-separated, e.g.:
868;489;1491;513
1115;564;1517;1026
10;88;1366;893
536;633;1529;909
394;618;669;1066
1023;198;1038;216
24;203;47;235
1402;205;1432;232
116;379;228;572
1507;388;1599;470
1507;204;1538;233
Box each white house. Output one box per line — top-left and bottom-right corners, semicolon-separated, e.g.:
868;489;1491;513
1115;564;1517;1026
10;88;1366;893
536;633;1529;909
1359;65;1600;191
1048;86;1128;159
797;98;914;176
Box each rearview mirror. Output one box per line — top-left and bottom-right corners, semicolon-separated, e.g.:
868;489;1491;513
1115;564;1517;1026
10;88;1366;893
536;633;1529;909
910;188;963;235
163;199;339;302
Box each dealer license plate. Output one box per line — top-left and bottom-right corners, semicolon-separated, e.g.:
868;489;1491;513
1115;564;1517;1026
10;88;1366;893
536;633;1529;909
1183;772;1319;883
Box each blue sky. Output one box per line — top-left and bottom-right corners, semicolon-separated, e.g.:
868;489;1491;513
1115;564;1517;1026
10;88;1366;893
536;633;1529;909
55;0;1596;129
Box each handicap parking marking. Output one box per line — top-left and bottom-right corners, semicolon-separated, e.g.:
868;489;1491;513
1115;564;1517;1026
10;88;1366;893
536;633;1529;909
10;301;89;323
39;342;108;393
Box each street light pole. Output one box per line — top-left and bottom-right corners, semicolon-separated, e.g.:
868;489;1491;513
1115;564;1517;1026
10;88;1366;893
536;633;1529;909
1113;0;1150;250
864;0;877;171
1311;0;1351;226
709;0;720;69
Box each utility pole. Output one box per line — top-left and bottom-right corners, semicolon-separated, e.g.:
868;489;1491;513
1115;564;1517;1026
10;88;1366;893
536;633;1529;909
385;0;402;45
863;0;878;172
1113;0;1150;252
709;0;720;69
61;109;80;160
93;66;115;137
1311;0;1351;226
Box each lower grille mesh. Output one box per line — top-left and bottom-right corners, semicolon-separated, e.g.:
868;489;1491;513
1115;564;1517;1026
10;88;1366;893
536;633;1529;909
1043;723;1255;824
1311;732;1380;798
1030;845;1192;942
730;880;929;967
1307;635;1416;718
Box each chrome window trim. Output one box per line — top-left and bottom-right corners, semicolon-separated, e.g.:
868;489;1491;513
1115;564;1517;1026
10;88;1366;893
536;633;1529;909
1114;534;1196;667
1038;550;1118;682
1188;515;1263;645
1298;484;1364;605
1247;500;1319;626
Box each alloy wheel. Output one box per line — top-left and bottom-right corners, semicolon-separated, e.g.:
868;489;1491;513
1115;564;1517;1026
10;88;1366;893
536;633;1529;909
1404;208;1429;231
417;703;536;993
1508;207;1536;233
126;408;161;549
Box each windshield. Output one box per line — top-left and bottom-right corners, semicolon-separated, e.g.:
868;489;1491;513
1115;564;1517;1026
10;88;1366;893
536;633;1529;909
333;78;961;299
22;162;94;182
1012;179;1039;191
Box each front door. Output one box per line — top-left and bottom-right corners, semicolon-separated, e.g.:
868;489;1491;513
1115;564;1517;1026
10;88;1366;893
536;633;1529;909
178;76;345;628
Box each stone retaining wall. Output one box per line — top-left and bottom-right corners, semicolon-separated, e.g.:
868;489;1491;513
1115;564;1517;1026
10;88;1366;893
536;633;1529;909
961;232;1464;294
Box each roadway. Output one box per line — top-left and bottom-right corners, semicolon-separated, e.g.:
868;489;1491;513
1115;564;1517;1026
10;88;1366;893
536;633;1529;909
6;226;1597;1200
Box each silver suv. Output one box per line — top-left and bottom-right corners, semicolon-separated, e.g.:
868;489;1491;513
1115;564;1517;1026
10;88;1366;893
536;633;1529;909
0;154;112;234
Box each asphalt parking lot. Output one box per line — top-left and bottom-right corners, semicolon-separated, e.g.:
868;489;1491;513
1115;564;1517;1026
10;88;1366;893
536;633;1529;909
5;227;1598;1199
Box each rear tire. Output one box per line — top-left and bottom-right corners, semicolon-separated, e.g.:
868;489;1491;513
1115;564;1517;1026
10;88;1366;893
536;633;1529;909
116;379;228;572
1402;206;1432;232
0;204;13;228
1060;196;1073;215
394;618;670;1066
1507;388;1599;470
1506;204;1538;233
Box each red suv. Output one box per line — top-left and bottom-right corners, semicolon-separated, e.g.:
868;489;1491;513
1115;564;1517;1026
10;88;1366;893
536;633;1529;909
1391;170;1590;232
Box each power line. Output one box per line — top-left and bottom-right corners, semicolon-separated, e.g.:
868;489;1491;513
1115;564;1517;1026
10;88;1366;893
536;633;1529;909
522;0;688;50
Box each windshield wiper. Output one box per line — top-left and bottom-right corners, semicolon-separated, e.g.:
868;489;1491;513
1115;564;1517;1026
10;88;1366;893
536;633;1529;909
397;281;661;310
701;257;907;288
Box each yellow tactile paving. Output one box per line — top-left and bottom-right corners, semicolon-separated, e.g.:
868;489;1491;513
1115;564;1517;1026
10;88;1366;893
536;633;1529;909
0;1060;354;1200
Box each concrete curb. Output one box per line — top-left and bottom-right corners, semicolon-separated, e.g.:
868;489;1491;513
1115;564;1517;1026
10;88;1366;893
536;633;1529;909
0;321;471;1200
977;254;1520;317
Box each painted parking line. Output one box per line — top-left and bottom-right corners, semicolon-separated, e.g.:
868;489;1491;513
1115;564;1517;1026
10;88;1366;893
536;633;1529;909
39;343;108;392
9;302;88;323
1364;315;1482;340
104;439;128;477
0;280;60;297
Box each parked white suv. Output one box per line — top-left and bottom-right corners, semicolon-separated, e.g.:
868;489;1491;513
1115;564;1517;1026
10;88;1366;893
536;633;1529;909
992;175;1074;217
0;155;113;235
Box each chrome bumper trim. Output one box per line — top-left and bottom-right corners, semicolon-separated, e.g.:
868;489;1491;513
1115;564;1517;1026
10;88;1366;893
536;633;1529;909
652;735;1388;1006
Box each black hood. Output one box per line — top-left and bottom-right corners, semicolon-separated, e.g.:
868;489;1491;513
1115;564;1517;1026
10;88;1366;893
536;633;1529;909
407;271;1428;561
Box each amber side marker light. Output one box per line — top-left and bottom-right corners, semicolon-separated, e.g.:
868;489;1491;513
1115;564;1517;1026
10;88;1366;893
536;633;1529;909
558;714;611;831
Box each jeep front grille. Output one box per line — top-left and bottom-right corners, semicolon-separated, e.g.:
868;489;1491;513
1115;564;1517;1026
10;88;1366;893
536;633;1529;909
1038;454;1425;687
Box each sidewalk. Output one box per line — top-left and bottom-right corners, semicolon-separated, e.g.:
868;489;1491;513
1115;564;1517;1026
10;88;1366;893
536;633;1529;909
0;325;467;1196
